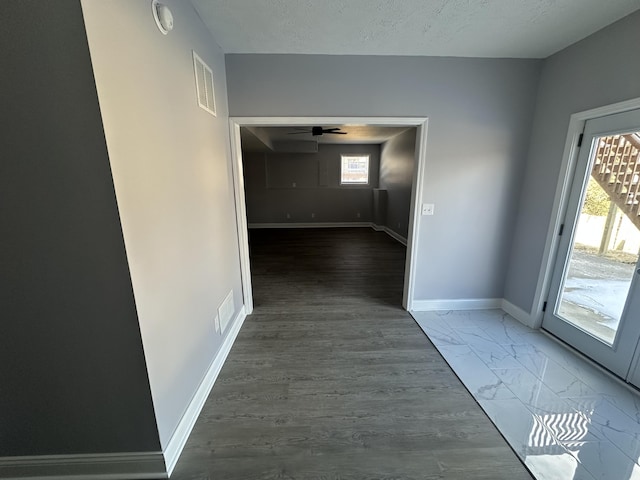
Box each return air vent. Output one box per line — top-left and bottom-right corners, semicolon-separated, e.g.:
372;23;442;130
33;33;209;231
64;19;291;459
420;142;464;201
192;51;216;116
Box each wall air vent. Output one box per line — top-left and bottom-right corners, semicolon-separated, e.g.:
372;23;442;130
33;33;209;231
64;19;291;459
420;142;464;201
192;51;216;116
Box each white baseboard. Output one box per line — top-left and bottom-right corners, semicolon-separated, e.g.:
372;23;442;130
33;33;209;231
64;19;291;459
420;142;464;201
410;297;537;329
163;306;247;476
248;222;371;229
379;226;407;246
501;299;535;328
0;452;166;480
249;222;408;246
0;306;249;480
411;298;503;311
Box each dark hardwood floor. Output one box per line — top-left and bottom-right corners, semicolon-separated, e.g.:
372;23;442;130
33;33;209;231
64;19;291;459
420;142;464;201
170;228;532;480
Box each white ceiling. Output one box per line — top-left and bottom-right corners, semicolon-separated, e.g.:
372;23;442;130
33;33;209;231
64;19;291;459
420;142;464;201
263;125;409;143
241;125;412;152
191;0;640;58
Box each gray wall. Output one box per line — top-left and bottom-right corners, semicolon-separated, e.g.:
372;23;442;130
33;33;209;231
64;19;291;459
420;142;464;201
379;129;417;239
0;0;159;456
81;0;243;449
504;10;640;312
227;55;541;300
244;144;380;224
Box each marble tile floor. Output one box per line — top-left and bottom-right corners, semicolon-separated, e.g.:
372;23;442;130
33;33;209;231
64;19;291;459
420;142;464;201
411;309;640;480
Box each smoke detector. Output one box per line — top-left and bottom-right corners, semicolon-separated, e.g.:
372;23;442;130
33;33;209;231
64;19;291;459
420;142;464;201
152;0;174;35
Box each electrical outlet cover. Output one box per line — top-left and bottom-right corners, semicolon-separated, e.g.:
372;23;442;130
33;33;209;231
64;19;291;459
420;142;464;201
218;290;235;333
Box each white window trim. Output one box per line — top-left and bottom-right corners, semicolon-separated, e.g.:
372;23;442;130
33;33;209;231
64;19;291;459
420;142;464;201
340;154;370;185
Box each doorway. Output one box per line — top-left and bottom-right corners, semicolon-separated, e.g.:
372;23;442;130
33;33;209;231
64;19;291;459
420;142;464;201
228;117;429;315
543;108;640;382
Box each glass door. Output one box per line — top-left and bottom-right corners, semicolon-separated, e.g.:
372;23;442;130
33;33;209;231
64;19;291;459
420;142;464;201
542;109;640;381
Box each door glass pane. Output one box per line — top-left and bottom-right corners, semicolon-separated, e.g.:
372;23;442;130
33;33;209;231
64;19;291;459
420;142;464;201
556;132;640;345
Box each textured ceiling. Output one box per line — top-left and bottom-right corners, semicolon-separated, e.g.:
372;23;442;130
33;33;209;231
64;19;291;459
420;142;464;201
191;0;640;58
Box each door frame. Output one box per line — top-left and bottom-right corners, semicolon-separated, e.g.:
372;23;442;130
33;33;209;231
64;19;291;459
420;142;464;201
228;116;429;315
533;97;640;329
542;109;640;378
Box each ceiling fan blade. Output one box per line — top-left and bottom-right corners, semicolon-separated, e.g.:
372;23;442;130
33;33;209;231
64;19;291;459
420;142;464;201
325;131;347;134
287;131;311;135
322;128;342;132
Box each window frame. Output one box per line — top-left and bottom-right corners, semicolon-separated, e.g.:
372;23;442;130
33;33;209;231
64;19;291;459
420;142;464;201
340;154;371;186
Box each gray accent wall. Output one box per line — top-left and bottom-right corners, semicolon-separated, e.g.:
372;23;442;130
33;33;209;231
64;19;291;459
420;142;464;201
504;10;640;312
81;0;243;449
379;129;417;239
0;0;160;456
244;144;380;224
227;55;541;300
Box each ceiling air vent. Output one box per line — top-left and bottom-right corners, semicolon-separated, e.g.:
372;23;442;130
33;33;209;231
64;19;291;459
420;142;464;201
193;51;216;116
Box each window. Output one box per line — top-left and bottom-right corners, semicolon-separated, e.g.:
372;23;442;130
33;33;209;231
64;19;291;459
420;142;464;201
340;155;370;184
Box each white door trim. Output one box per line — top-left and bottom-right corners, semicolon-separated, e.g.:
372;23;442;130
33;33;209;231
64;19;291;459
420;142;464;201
228;116;429;313
531;97;640;329
404;120;429;310
229;119;254;314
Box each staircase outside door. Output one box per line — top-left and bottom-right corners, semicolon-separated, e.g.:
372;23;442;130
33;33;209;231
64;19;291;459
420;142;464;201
542;108;640;383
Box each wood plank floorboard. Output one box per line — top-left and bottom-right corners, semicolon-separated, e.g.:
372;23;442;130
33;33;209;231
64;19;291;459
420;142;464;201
170;228;532;480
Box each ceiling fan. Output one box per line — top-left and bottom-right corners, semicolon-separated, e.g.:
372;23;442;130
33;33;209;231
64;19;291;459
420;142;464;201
288;126;347;136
